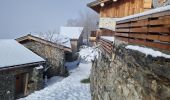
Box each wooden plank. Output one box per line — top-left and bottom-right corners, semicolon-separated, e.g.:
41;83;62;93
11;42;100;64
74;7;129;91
129;33;146;39
129;39;146;45
24;73;29;96
130;20;148;27
149;18;170;26
143;0;152;9
146;41;170;51
159;35;170;42
99;42;112;55
116;28;130;32
100;39;113;48
116;23;130;28
146;35;159;40
130;27;148;32
151;11;170;18
148;27;170;33
116;37;129;42
115;33;129;37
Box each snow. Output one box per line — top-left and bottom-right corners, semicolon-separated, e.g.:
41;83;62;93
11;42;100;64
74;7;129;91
79;46;99;62
18;46;100;100
117;5;170;21
101;36;115;42
60;27;84;39
126;45;170;58
0;39;45;68
46;76;64;87
35;34;71;48
35;65;44;70
19;62;92;100
50;34;71;48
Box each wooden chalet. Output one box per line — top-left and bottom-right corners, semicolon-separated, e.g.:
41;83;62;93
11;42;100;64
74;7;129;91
16;34;70;77
0;40;45;100
88;0;170;57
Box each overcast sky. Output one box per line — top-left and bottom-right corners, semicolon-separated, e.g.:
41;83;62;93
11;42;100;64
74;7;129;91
0;0;96;39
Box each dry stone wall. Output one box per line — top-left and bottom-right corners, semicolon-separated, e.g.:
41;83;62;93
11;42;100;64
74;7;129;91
22;41;68;77
91;44;170;100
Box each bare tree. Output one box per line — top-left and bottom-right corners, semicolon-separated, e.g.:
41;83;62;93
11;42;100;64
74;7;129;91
66;10;99;45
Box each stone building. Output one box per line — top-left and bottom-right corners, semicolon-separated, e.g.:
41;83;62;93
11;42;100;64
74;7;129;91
16;34;70;77
0;39;45;100
60;27;84;56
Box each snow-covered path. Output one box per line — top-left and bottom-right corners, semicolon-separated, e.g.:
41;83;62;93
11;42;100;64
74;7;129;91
19;63;92;100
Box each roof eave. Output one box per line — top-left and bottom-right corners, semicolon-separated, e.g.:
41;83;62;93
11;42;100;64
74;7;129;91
87;0;110;13
0;61;45;71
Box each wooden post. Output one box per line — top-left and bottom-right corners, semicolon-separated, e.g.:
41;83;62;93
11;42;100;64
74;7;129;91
24;73;29;96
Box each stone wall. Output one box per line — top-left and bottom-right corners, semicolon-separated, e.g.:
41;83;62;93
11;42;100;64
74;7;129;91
91;43;170;100
0;65;44;100
21;40;68;77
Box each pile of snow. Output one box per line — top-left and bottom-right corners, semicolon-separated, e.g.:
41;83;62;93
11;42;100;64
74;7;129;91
79;46;99;62
101;36;115;42
19;63;92;100
126;45;170;58
117;5;170;21
0;39;44;68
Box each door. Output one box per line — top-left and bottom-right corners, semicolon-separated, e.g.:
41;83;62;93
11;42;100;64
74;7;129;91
15;74;24;98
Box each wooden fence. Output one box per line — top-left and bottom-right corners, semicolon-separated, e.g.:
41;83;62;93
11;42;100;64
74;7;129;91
98;38;113;56
115;10;170;51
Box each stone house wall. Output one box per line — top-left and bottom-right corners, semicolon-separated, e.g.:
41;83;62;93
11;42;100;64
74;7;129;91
21;40;68;77
91;43;170;100
0;65;43;100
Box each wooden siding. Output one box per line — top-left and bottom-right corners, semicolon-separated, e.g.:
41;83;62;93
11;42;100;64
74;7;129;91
115;10;170;51
100;0;152;18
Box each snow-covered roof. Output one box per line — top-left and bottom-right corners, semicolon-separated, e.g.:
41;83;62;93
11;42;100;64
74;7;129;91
60;27;84;40
50;34;71;48
126;45;170;58
34;34;71;48
101;36;115;42
0;39;45;68
117;5;170;21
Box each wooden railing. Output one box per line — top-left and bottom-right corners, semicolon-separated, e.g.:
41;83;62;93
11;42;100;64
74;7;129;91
98;38;113;56
115;10;170;51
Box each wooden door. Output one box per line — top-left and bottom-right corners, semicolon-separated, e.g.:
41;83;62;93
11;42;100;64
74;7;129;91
15;74;24;96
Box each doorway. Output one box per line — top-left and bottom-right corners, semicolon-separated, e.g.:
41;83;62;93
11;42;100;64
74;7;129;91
15;73;24;98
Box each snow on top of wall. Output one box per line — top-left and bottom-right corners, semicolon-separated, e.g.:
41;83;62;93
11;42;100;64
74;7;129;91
117;5;170;21
0;39;44;68
126;45;170;58
101;36;115;42
60;27;84;39
79;46;99;62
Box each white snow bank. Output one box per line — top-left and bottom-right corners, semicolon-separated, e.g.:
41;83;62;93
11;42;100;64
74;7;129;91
46;76;64;87
101;36;115;42
0;39;44;68
79;46;99;62
117;5;170;21
19;63;92;100
126;45;170;58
